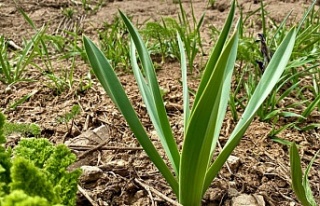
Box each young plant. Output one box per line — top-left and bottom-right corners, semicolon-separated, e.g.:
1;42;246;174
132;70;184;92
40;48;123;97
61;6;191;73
142;1;204;72
0;29;45;84
99;16;131;70
142;19;180;63
207;0;216;9
0;113;81;206
57;104;81;136
177;0;205;73
83;1;296;204
290;142;319;206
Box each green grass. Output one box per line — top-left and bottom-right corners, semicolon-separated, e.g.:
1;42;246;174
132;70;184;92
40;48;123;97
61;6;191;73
230;0;320;135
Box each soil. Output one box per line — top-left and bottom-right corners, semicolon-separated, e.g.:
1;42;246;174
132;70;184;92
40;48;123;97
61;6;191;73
0;0;320;205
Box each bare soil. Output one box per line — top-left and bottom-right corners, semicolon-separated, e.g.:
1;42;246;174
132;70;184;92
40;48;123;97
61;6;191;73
0;0;319;205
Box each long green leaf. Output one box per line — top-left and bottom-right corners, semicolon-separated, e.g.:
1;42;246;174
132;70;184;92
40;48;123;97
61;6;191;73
303;149;319;206
83;36;178;195
120;12;180;175
204;27;297;192
179;30;238;205
300;94;320;120
290;143;310;206
177;33;190;128
193;0;235;108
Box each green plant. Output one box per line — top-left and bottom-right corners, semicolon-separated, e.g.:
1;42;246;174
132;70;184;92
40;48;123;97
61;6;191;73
3;122;41;138
0;28;46;84
207;0;216;8
83;1;296;204
99;16;131;70
142;18;180;63
62;8;75;19
0;116;81;205
142;1;204;73
290;142;318;206
8;90;38;111
232;0;320;131
57;104;81;136
177;0;204;72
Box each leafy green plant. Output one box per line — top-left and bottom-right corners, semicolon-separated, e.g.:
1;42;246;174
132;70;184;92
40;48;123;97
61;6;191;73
3;122;41;138
18;7;89;95
290;142;319;206
177;0;205;72
142;18;180;63
0;113;81;206
83;1;296;204
57;104;81;136
62;8;75;19
207;0;216;8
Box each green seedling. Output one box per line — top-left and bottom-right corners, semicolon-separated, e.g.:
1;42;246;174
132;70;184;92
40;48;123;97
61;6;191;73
57;104;81;136
84;1;296;204
9;90;38;111
62;8;75;19
142;0;204;73
290;142;319;206
233;0;320;129
142;19;179;63
78;71;93;93
0;29;45;84
99;16;131;70
177;0;204;73
207;0;216;8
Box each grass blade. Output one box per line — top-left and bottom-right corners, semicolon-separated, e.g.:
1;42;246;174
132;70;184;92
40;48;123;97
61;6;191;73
177;33;190;127
303;150;318;206
193;0;235;107
290;143;310;206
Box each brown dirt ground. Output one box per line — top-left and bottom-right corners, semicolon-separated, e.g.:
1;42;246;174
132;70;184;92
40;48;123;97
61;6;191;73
0;0;320;205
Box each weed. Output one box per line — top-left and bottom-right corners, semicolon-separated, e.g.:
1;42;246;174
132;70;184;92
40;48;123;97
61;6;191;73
99;16;131;70
0;28;46;84
57;104;81;136
290;143;319;206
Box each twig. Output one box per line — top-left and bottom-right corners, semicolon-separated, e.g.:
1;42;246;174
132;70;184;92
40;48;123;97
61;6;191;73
77;185;98;206
134;178;182;206
217;140;233;175
145;183;155;206
77;138;109;159
69;144;143;151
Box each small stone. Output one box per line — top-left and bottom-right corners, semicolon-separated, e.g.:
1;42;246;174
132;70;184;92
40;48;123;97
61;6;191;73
134;190;145;198
232;194;265;206
227;155;241;171
5;86;12;94
80;166;103;182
